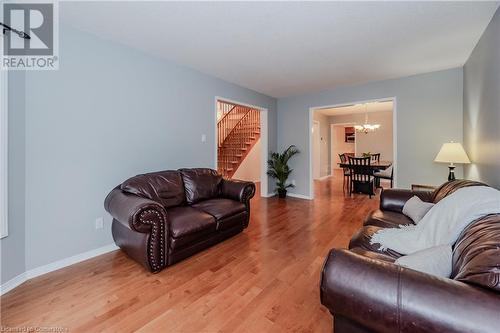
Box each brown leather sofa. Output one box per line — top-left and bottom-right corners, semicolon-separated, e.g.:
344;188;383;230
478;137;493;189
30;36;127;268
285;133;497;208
104;168;255;272
320;180;500;333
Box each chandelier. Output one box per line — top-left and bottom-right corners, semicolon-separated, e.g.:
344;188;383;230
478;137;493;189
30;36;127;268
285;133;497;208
354;104;380;134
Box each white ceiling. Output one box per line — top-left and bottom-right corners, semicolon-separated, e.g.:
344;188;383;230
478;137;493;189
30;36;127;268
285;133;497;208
61;1;499;98
317;101;393;116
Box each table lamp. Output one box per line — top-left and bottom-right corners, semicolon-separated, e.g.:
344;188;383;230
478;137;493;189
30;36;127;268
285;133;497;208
434;141;470;181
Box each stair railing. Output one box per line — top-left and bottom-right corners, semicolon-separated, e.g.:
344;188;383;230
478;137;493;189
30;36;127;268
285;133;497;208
217;100;236;122
217;104;249;148
217;107;260;178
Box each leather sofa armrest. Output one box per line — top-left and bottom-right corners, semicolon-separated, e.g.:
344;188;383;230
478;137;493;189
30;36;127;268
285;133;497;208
220;179;256;203
104;187;168;233
320;249;500;333
380;188;433;213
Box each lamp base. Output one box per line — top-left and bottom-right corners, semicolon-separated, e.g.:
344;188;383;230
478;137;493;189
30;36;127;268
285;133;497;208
448;165;456;181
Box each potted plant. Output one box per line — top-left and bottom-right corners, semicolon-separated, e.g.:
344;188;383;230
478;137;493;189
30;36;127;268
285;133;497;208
267;145;300;198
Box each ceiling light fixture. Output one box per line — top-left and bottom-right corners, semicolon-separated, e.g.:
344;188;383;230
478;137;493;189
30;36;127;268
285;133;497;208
354;103;380;134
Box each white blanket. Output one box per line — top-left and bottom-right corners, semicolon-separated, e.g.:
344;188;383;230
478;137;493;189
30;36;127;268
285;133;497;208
371;186;500;254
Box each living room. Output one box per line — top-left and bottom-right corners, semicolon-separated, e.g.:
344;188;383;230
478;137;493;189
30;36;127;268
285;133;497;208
1;2;499;332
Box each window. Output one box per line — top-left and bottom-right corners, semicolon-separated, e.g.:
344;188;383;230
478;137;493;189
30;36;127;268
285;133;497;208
0;70;7;238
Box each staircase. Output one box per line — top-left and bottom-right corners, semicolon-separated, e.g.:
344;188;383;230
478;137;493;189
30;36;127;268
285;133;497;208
217;101;260;178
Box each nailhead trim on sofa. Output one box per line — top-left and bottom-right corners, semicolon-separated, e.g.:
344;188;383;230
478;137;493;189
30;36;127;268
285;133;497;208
139;209;165;271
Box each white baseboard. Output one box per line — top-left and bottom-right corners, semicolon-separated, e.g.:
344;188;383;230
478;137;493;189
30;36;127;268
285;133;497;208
0;272;27;296
262;191;312;200
287;192;313;200
262;192;313;200
1;243;119;296
316;174;332;181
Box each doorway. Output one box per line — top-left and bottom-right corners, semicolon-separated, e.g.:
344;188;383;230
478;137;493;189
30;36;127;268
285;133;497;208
312;121;321;180
309;98;397;199
214;97;269;197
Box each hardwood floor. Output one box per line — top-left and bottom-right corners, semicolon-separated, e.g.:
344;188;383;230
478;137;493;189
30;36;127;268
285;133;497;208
1;170;381;332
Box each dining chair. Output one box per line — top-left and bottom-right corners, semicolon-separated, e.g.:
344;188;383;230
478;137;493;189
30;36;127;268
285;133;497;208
374;165;394;188
338;153;351;194
348;156;375;198
371;153;381;174
371;153;381;163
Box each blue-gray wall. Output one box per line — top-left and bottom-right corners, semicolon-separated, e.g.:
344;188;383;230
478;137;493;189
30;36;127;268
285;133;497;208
16;24;276;273
4;12;494;284
1;72;26;284
278;68;464;197
463;8;500;189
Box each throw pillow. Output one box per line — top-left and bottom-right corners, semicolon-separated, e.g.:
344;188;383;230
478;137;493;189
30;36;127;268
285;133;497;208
395;244;452;278
402;195;434;223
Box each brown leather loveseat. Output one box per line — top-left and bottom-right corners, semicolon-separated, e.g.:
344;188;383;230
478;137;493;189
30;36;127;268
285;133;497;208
104;168;255;272
320;180;500;333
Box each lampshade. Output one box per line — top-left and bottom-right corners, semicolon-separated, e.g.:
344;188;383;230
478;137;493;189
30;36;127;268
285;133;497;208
434;142;471;164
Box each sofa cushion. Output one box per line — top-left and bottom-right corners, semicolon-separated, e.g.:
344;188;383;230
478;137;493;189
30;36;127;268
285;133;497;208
216;211;248;231
192;198;246;220
350;247;396;263
364;209;414;229
121;170;185;208
380;188;434;213
349;226;402;260
452;214;500;292
167;206;216;249
180;168;222;204
432;179;486;203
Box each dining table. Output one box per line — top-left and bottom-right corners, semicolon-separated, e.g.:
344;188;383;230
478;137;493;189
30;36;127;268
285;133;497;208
338;160;392;195
338;160;392;170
